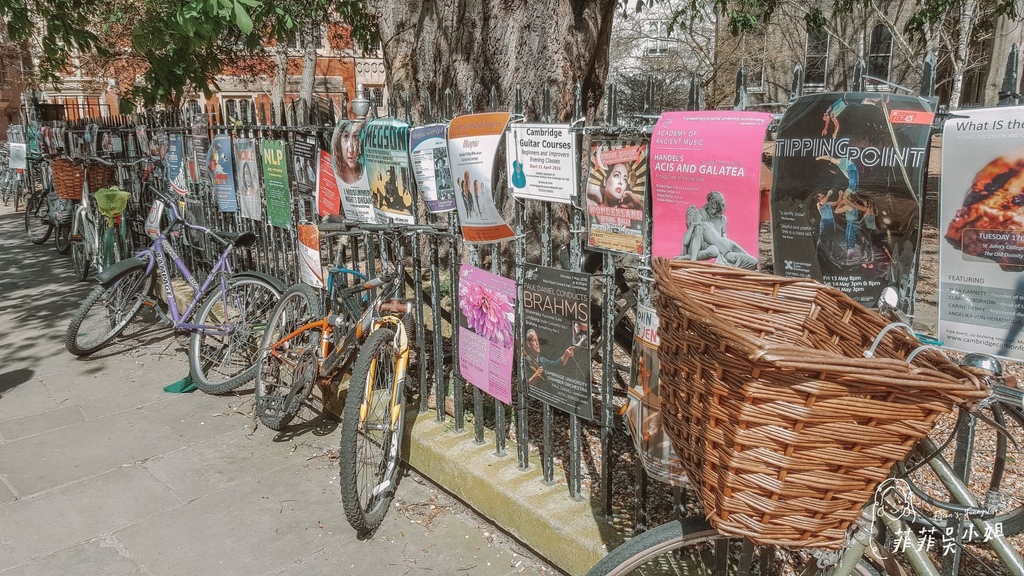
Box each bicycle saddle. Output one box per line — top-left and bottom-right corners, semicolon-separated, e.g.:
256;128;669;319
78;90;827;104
213;230;258;248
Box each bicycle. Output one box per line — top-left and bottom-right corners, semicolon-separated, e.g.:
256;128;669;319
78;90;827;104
65;192;284;395
68;155;125;280
23;154;75;249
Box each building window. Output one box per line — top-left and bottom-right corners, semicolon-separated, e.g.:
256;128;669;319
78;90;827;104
223;97;255;123
804;26;830;86
646;21;670;56
370;87;385;113
287;23;324;51
867;24;893;89
184;99;202;122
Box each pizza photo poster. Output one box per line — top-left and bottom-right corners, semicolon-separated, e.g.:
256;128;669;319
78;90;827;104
770;93;934;310
939;107;1024;359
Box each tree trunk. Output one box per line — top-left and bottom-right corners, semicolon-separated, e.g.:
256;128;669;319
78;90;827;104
271;44;288;123
298;22;318;125
982;9;1024;106
948;0;977;109
364;0;618;122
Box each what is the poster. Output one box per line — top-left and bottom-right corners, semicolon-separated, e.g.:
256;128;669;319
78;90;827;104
585;139;649;254
507;123;577;204
447;113;516;243
191;115;211;182
651;112;770;266
316;150;341;217
771;93;934;310
292;133;318;195
410;124;457;213
363;118;415;224
330;120;375;222
939;107;1024;359
261;139;292;229
522;264;592;420
209;134;238;212
166;133;189;195
457;264;516;404
297;224;325;288
234;138;261;220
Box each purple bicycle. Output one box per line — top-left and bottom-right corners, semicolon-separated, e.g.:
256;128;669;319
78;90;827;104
64;194;284;395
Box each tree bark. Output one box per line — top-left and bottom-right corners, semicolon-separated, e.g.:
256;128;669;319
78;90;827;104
364;0;618;122
948;0;977;109
271;44;288;123
982;9;1024;106
298;21;318;125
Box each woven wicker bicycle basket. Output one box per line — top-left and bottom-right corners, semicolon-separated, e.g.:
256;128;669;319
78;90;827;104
53;159;116;200
652;259;987;549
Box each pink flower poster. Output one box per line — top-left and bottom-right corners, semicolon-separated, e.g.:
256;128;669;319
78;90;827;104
457;264;516;404
650;111;771;267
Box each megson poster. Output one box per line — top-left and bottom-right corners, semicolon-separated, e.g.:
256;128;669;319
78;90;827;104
166;133;189;195
585;138;649;254
261;139;292;229
316;150;341;217
330;119;375;223
651;111;771;266
447;112;516;243
292;133;319;195
457;264;516;404
939;107;1024;360
522;264;592;420
208;133;238;212
410;124;457;213
506;123;577;204
363;118;415;224
771;93;934;310
234;138;261;220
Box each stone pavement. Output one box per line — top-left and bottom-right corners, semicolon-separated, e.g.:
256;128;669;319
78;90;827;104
0;203;558;576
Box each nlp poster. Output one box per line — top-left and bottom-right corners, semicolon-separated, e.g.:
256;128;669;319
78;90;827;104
410;124;457;213
650;112;771;266
585;139;649;254
166;133;189;195
363;118;415;224
458;264;516;404
507;123;577;204
297;224;324;288
522;264;592;420
234;138;261;220
261;139;292;229
447;113;515;243
939;107;1024;359
292;133;318;195
208;134;238;212
330;120;375;222
316;150;341;217
771;93;934;310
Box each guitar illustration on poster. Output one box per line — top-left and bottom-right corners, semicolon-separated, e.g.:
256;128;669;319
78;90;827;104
511;134;527;188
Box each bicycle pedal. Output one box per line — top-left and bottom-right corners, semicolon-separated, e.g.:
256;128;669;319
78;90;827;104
69;234;84;242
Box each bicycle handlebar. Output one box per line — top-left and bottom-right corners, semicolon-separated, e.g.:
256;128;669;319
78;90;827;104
318;220;447;234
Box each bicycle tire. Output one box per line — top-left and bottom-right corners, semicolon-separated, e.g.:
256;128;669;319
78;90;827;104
254;283;324;430
587;517;884;576
24;191;52;244
187;275;281;395
0;170;12;206
54;222;71;254
65;267;151;356
340;326;404;535
71;234;91;280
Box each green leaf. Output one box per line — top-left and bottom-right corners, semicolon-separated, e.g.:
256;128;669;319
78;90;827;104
234;1;253;34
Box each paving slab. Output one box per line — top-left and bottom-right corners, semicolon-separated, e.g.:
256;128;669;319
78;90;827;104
1;539;147;576
139;392;252;443
0;477;17;505
0;405;85;442
77;386;174;421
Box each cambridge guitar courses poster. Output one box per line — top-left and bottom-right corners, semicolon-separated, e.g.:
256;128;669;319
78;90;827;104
771;93;934;310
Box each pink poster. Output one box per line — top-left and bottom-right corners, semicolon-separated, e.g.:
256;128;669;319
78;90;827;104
316;150;341;217
650;112;771;267
457;264;516;404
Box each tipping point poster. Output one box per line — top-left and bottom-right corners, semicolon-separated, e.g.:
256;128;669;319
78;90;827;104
522;264;592;420
234;138;261;220
650;111;771;266
506;123;577;204
316;150;341;217
363;118;415;224
330;120;375;223
208;134;238;212
457;264;516;404
166;133;188;195
447;113;515;243
260;139;292;229
939;107;1024;359
585;139;649;254
771;93;934;310
410;124;457;213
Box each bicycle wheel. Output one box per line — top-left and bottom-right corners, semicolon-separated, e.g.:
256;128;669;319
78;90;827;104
24;191;52;244
340;326;404;535
187;275;281;395
254;283;323;431
65;266;151;356
54;222;71;254
587;518;884;576
0;170;12;206
70;212;92;281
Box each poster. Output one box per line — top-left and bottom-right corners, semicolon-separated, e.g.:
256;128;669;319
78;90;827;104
297;223;325;288
135;125;150;158
939;108;1024;359
457;264;516;404
191;115;211;182
166;133;189;195
208;134;238;212
234;138;261;220
650;111;771;265
585;138;649;254
316;150;341;217
522;264;592;420
624;305;686;486
447;113;515;243
261;139;292;229
292;133;318;195
330;119;375;222
507;123;577;204
410;124;457;213
98;129;116;157
8;143;26;170
771;93;934;311
363;118;415;224
150;130;169;160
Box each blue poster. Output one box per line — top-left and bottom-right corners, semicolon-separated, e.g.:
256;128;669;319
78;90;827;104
166;133;188;195
209;134;238;212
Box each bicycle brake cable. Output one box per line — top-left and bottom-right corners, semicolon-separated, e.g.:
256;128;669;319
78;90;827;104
902;408;965;476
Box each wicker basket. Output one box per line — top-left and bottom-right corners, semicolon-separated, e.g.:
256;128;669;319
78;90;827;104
52;159;115;200
652;259;987;549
